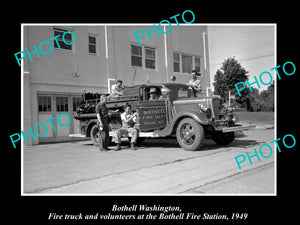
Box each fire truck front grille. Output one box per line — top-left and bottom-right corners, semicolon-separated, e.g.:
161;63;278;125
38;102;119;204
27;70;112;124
212;98;221;119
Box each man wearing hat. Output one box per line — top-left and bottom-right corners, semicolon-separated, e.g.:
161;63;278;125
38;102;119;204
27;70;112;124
187;70;202;97
149;87;164;101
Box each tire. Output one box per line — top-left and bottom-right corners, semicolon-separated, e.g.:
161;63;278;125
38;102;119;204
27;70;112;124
90;124;112;147
211;131;235;145
176;118;205;151
90;124;100;146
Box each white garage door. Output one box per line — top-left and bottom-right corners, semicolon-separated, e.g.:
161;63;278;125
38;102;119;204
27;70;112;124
37;94;81;143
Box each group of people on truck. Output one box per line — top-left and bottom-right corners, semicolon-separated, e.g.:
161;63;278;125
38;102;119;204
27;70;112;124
110;69;202;99
110;79;166;100
96;70;202;151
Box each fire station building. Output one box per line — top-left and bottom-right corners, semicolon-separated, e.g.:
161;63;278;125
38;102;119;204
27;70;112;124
22;24;210;145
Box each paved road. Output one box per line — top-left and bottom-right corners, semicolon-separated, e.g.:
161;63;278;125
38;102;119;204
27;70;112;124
184;162;274;194
23;128;275;195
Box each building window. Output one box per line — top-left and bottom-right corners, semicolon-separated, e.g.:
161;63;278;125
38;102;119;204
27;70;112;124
173;52;180;72
88;35;97;54
131;44;142;67
173;52;201;74
195;56;201;72
131;44;156;69
56;97;69;112
182;54;193;73
38;96;52;112
145;47;156;69
53;28;73;50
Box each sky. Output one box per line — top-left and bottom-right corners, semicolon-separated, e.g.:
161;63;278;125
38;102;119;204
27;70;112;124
207;25;275;92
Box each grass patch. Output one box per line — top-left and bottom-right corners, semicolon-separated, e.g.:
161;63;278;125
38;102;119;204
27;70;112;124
235;111;274;124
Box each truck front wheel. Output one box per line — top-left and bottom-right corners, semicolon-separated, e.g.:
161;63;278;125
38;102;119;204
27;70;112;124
176;118;204;151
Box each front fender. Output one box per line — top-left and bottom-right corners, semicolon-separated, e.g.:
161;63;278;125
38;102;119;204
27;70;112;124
173;111;211;126
159;111;211;136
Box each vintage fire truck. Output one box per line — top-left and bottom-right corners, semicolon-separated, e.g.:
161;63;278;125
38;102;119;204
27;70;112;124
71;83;255;151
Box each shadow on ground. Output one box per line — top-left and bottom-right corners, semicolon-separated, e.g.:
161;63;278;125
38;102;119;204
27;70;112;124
80;132;263;152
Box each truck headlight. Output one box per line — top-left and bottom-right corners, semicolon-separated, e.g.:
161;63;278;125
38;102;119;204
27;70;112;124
198;104;212;119
232;114;239;123
198;104;208;112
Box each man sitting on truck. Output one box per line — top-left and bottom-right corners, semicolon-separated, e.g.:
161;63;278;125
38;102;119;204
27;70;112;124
115;103;139;150
111;79;124;97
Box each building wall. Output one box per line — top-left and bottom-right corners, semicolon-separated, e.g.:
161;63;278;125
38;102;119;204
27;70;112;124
109;26;167;85
108;25;210;87
23;25;210;145
166;25;210;89
26;26;107;91
24;26;108;145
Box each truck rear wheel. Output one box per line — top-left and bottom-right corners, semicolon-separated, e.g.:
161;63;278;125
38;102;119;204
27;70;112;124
90;124;112;147
90;124;100;146
176;118;204;151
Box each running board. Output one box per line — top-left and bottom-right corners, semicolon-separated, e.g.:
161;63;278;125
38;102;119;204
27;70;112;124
69;131;162;139
109;130;162;138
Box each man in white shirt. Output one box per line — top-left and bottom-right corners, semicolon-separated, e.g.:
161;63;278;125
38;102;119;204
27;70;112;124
111;80;124;96
187;70;202;97
115;103;139;150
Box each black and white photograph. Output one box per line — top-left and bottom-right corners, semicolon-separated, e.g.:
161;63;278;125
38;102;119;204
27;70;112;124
20;24;276;195
5;5;298;225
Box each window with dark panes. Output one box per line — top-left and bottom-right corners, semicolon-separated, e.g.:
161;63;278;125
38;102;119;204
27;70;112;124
38;96;52;112
131;44;142;67
173;52;180;72
182;54;193;73
145;47;155;69
195;56;201;73
56;97;69;112
53;28;73;50
88;35;97;54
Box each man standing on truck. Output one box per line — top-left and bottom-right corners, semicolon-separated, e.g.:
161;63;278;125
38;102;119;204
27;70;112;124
115;103;139;150
187;70;202;97
96;94;110;151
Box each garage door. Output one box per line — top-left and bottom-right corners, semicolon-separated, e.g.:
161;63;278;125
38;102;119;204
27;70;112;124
37;94;81;143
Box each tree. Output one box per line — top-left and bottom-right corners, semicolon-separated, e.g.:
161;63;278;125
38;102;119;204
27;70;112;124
235;83;274;112
212;69;226;100
213;57;249;100
259;81;274;111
